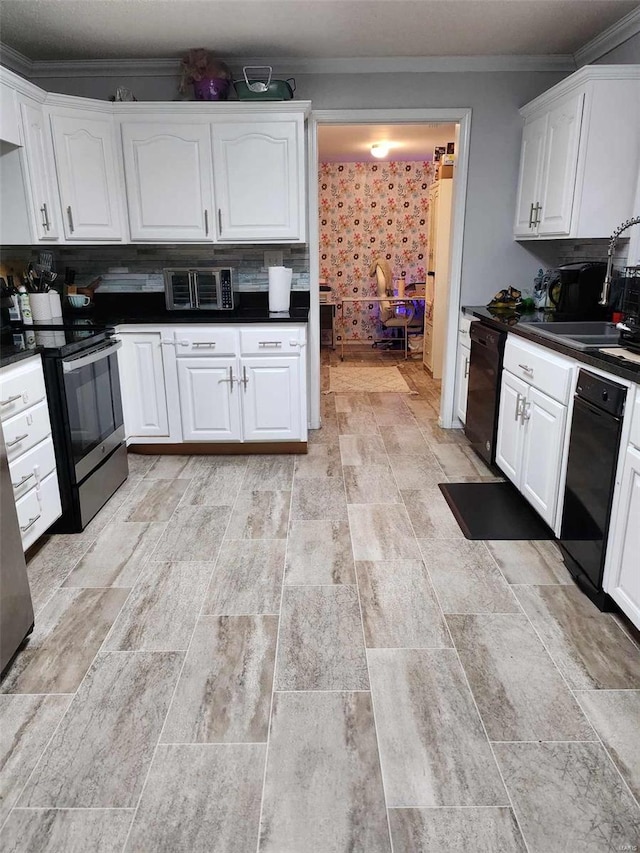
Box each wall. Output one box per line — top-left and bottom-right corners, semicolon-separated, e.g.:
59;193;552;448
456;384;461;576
319;159;437;341
30;68;568;307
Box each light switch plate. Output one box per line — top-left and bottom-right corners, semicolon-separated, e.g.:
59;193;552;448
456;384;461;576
264;250;283;268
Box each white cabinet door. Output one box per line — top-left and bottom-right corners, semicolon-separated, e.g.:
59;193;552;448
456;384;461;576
495;370;528;486
118;333;170;437
177;357;241;441
121;122;214;241
241;356;302;441
519;386;566;527
513;113;547;238
49;111;124;240
211;119;304;242
537;93;584;237
19;101;60;240
455;341;470;424
607;445;640;629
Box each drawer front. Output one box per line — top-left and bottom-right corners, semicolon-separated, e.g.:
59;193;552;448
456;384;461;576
504;336;574;404
630;389;640;451
173;327;237;357
16;469;62;551
240;326;306;356
8;436;57;501
3;400;52;461
0;357;47;422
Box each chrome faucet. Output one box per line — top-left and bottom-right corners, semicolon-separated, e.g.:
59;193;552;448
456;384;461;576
599;216;640;306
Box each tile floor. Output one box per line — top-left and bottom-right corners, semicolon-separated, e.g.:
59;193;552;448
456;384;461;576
1;347;640;852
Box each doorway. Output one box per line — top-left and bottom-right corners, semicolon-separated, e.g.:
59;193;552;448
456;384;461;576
307;108;472;431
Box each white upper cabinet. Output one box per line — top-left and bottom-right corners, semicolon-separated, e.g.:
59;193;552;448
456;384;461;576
19;100;61;241
49;110;124;240
514;66;640;240
121;121;214;241
211;117;306;242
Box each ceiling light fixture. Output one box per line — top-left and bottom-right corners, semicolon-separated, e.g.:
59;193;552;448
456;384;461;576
370;142;390;159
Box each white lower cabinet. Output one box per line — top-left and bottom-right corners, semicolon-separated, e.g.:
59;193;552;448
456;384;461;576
241;356;302;441
117;323;307;445
118;332;170;438
496;336;573;531
1;355;62;550
177;357;241;441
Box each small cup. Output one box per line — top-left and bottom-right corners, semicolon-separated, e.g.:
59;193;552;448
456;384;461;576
68;294;91;308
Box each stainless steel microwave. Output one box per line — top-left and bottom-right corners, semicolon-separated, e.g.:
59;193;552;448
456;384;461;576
164;267;235;311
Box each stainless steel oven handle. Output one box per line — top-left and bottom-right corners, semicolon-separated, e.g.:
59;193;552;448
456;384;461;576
62;340;122;373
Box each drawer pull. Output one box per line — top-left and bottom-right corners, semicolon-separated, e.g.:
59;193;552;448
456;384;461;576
20;513;41;533
7;433;28;447
192;342;216;348
161;339;189;347
258;341;282;348
12;472;35;489
518;363;533;374
1;393;22;406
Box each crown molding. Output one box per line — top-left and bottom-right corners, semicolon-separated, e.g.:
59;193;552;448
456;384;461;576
4;52;576;82
519;63;640;117
574;5;640;67
0;44;33;78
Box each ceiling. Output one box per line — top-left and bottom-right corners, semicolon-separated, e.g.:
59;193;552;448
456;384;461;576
318;124;458;162
0;0;638;62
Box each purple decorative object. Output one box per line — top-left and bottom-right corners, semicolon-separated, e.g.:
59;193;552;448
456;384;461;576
193;77;230;101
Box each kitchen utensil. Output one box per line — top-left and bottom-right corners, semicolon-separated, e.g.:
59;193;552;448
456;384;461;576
234;67;295;100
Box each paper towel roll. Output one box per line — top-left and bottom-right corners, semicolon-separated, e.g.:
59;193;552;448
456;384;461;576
30;293;53;324
48;290;62;321
268;267;293;313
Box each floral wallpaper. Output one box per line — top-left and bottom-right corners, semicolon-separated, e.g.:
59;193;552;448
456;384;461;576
319;159;436;342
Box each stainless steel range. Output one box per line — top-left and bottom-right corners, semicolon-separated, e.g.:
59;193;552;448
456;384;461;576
12;322;128;531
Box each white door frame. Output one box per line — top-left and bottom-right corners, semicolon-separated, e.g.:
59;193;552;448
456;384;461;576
307;107;472;429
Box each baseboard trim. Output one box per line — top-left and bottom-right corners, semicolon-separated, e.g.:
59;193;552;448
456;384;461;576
127;442;308;455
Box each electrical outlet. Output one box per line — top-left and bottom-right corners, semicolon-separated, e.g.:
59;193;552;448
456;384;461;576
264;250;283;268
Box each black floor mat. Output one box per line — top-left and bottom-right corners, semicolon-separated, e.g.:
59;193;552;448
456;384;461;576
438;481;554;540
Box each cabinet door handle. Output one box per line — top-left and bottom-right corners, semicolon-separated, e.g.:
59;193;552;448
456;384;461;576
67;206;74;233
242;365;249;389
258;341;282;348
204;209;209;236
464;356;470;378
7;432;28;447
518;363;533;374
521;400;531;423
528;203;536;228
218;208;222;233
514;393;523;422
40;203;50;231
534;203;542;226
219;366;235;390
20;513;41;533
12;472;35;489
1;393;22;406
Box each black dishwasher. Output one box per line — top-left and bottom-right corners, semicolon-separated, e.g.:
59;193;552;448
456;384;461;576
465;322;507;466
559;369;626;610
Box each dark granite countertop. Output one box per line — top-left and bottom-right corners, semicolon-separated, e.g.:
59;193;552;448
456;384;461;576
464;306;640;384
0;344;43;369
87;291;309;326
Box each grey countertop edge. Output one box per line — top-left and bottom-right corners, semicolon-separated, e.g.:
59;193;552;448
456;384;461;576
98;309;310;326
464;306;640;385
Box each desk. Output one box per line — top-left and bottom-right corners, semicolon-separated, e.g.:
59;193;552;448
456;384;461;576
337;296;424;361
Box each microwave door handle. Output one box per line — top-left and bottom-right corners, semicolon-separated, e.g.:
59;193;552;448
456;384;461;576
62;340;122;373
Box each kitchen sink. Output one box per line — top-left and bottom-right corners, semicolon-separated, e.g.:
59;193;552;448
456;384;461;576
526;321;621;351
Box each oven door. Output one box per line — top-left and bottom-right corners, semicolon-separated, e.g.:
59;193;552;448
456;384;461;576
62;339;125;483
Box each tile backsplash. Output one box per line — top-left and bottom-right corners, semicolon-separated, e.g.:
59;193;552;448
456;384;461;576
1;244;310;293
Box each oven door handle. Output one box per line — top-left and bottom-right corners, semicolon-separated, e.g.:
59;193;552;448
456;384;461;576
62;340;122;373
